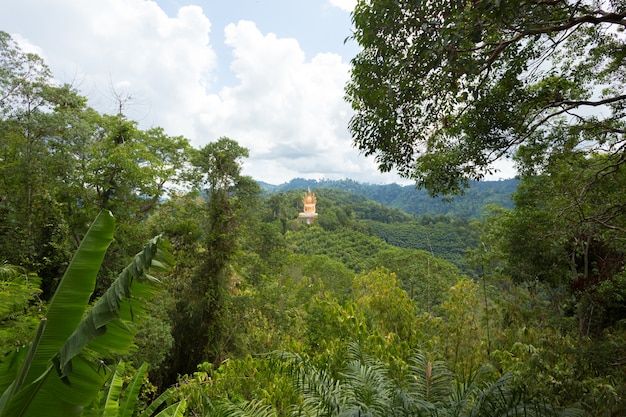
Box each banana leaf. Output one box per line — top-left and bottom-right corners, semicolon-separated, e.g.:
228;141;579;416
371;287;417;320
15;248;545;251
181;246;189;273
0;210;172;417
152;400;186;417
102;362;126;417
118;362;148;417
26;210;115;387
139;387;179;417
59;234;173;376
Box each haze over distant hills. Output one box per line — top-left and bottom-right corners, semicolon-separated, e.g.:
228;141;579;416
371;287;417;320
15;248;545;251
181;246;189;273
259;178;519;218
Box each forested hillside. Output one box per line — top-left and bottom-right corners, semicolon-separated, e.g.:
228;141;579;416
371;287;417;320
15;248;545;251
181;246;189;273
261;177;518;217
268;187;481;273
2;2;626;414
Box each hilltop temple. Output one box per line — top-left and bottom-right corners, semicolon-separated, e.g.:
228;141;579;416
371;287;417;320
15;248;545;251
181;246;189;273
298;188;318;224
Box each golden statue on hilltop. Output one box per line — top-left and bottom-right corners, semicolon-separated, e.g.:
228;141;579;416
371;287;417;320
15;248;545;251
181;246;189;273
298;188;318;224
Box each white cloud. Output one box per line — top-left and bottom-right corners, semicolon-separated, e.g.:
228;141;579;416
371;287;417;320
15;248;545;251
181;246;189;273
192;20;394;184
2;0;216;128
9;34;47;59
1;0;410;185
328;0;357;12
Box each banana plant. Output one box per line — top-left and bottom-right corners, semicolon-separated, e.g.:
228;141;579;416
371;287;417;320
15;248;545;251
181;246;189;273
0;210;174;417
96;361;186;417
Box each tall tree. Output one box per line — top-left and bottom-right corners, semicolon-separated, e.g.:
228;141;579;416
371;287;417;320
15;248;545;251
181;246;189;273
347;0;626;195
84;114;192;293
0;31;50;115
166;138;261;384
481;152;626;335
0;33;82;293
0;32;193;297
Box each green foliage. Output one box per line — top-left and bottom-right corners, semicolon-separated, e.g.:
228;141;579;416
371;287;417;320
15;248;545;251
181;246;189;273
284;254;354;300
304;297;369;354
463;149;626;416
84;362;185;417
431;278;490;375
166;137;262;384
0;210;172;417
0;264;42;357
269;185;498;275
477;153;626;336
367;247;462;309
353;268;417;341
174;357;298;417
481;277;625;415
365;218;479;273
0;31;51;115
347;0;626;195
285;226;389;272
130;315;174;370
0;32;192;299
185;342;582;417
1;28;621;417
313;187;413;224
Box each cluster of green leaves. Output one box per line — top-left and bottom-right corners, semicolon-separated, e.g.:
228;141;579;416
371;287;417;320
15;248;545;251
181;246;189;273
171;268;587;417
467;153;626;413
131;163;623;416
84;361;185;417
0;264;42;357
0;31;192;299
0;211;177;417
153;169;620;416
285;226;388;271
343;3;626;412
475;153;626;334
347;0;626;195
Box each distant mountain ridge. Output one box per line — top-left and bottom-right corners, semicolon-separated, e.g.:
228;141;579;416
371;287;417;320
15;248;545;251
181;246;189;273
259;178;518;218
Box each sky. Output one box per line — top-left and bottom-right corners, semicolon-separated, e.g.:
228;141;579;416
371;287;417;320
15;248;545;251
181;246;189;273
0;0;515;185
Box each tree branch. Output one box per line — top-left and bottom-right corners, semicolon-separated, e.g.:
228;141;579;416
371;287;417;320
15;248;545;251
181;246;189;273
555;94;626;108
477;10;626;73
529;10;626;33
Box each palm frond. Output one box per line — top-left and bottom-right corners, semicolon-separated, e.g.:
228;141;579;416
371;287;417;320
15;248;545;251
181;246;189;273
462;372;587;417
139;386;179;417
464;372;519;417
210;399;277;417
557;407;587;417
442;364;488;416
341;360;394;417
152;399;187;417
281;352;342;416
408;351;453;404
345;341;377;367
0;262;25;280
